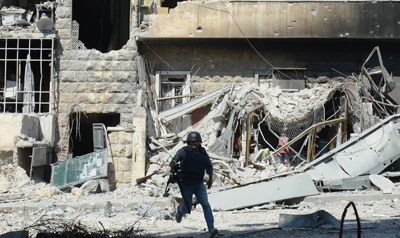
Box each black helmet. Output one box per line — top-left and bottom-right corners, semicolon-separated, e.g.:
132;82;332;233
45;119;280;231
187;132;202;143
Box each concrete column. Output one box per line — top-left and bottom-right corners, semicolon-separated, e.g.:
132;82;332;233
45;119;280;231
131;107;147;183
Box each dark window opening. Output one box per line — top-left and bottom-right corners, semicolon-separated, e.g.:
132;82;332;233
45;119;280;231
72;0;130;53
160;77;185;111
161;0;185;8
70;113;120;157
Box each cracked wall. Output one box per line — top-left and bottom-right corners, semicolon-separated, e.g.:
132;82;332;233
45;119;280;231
54;0;140;187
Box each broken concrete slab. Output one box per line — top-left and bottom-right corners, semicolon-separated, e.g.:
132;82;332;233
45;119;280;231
208;174;319;211
278;210;347;229
370;174;395;194
0;193;24;201
335;121;400;178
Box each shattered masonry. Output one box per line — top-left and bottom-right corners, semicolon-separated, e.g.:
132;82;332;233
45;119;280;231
0;0;398;213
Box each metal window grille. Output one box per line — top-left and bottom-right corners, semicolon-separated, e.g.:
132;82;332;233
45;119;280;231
0;38;55;113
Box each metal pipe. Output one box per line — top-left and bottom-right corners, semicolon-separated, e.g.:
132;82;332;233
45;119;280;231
342;100;348;144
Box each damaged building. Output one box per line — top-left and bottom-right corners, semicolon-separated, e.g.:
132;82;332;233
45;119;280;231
0;0;399;206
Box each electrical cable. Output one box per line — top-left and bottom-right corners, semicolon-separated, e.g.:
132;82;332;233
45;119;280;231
197;5;294;80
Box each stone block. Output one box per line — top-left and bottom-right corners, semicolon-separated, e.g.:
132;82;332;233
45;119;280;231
191;75;202;82
205;82;223;93
68;60;87;71
123;171;132;183
115;157;132;171
110;61;122;71
108;132;132;145
55;18;72;29
113;171;124;183
120;112;133;125
126;144;133;158
211;76;222;82
59;71;77;82
98;61;112;71
109;144;126;157
57;29;72;39
75;71;94;82
222;76;234;82
57;39;72;50
55;7;72;18
243;77;254;82
58;61;70;71
59;0;72;7
84;61;100;71
92;83;108;93
191;82;205;93
233;76;243;82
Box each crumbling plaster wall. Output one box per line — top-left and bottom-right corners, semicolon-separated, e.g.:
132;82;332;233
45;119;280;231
54;0;140;187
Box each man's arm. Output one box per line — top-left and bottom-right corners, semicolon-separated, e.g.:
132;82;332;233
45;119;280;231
206;172;213;189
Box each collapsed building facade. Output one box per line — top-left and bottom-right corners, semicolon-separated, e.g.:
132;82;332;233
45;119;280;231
0;0;399;198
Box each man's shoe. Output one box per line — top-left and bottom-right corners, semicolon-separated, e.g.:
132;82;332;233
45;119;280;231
175;212;182;223
209;228;218;238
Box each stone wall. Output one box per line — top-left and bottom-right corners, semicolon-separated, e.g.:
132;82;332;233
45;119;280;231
140;40;400;84
107;131;133;186
54;0;140;187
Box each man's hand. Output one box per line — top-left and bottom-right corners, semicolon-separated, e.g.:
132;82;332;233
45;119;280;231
206;172;213;189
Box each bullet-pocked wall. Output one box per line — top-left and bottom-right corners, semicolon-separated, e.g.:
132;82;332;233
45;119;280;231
55;0;139;187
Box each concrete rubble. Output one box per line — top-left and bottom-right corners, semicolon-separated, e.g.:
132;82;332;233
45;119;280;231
139;48;400;211
0;47;400;236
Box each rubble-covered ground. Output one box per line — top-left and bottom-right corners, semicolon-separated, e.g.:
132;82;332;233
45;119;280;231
1;165;400;238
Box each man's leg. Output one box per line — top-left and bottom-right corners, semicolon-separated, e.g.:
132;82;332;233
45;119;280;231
194;183;214;231
177;183;195;216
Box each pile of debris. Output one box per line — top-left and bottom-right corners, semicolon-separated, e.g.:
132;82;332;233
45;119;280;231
141;47;400;210
142;80;352;196
0;1;55;31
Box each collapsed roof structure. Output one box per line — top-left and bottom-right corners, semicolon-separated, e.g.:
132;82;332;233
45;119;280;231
141;46;400;210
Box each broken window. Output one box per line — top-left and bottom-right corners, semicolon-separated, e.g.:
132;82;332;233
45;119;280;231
155;71;190;112
69;113;120;157
255;72;273;86
72;0;130;53
0;38;54;113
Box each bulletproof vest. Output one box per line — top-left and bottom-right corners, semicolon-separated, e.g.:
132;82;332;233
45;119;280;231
181;146;207;182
